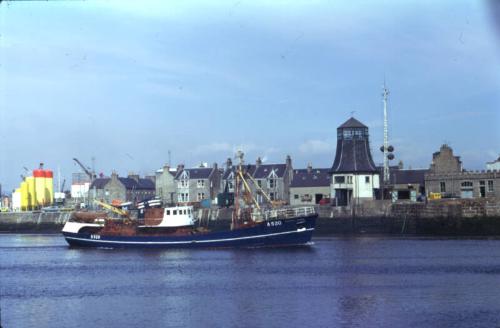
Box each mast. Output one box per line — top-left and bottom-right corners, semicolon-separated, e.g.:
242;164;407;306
382;81;390;184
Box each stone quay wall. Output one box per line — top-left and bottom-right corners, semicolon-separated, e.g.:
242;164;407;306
1;198;499;235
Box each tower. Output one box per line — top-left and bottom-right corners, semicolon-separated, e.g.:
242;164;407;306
330;117;380;206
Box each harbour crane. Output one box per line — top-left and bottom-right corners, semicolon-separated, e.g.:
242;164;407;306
72;158;96;182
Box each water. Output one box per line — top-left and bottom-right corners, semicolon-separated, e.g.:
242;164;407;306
2;235;500;328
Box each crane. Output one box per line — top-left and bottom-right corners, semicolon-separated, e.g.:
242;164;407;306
93;199;128;217
73;158;96;181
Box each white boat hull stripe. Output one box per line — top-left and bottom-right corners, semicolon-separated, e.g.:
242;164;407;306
65;228;315;245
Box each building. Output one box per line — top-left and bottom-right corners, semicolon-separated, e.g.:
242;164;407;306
89;172;155;204
71;172;91;200
380;164;428;201
221;155;294;205
155;165;177;205
425;144;500;199
175;163;221;204
330;117;380;206
487;156;500;171
289;165;331;206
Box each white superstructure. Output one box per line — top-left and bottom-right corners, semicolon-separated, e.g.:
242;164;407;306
142;206;195;228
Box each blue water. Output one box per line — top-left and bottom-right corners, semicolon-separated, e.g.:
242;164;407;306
2;234;500;328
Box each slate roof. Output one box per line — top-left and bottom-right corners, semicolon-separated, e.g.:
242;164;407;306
175;168;214;180
90;177;155;190
331;138;378;173
253;164;287;179
378;166;429;185
290;168;331;188
222;164;258;180
90;178;109;189
338;117;367;129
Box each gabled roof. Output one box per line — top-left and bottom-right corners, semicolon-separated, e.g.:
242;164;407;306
222;164;258;180
90;177;155;190
90;178;109;189
175;167;214;180
253;164;287;179
338;117;367;129
290;168;331;188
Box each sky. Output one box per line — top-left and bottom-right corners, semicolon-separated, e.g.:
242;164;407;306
0;0;499;192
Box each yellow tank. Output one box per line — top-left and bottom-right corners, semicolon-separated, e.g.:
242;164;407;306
20;181;29;211
45;170;54;206
26;177;36;210
34;169;46;207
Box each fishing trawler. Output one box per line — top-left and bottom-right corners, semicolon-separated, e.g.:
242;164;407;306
61;152;317;248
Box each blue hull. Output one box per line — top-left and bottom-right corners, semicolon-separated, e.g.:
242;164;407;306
63;216;316;249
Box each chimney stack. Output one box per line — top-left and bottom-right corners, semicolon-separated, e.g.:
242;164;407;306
256;157;262;167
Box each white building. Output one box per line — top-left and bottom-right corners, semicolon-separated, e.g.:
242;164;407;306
330;117;380;206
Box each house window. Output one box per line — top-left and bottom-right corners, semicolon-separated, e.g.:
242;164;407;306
347;176;353;184
334;176;345;184
294;194;299;199
166;210;170;215
178;193;189;202
365;176;370;183
270;192;275;201
197;180;205;188
488;180;494;192
461;181;473;188
269;179;275;189
197;192;205;201
179;180;188;188
228;182;234;189
257;180;262;188
173;210;177;215
440;182;446;193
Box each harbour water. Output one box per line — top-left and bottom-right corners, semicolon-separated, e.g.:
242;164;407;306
2;234;500;328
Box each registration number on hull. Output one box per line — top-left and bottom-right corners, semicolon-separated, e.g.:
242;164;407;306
90;234;101;240
267;221;282;227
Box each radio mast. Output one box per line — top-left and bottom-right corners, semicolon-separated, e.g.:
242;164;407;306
382;81;390;183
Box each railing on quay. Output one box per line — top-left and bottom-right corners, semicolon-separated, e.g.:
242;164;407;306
252;206;316;221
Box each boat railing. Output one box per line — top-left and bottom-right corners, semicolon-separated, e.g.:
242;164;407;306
251;206;316;221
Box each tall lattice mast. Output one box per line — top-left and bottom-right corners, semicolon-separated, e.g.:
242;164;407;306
382;82;390;183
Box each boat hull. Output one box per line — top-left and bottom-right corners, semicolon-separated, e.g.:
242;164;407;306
62;215;317;249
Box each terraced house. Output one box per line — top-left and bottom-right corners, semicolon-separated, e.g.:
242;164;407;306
175;164;221;204
89;172;155;204
221;155;294;205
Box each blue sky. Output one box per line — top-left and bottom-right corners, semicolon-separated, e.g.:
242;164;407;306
0;0;499;192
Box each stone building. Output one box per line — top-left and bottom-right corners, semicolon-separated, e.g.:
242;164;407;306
155;165;177;205
289;165;331;206
425;145;500;199
487;156;500;171
89;172;156;204
221;155;294;205
175;164;221;204
330;117;380;206
380;165;428;201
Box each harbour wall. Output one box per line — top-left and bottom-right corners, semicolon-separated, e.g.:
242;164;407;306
1;198;500;235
